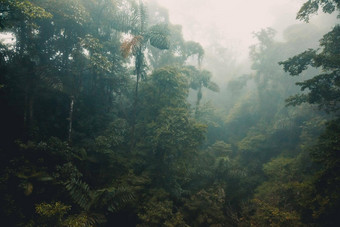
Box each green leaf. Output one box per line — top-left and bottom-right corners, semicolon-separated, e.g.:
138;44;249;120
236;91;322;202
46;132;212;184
148;24;170;50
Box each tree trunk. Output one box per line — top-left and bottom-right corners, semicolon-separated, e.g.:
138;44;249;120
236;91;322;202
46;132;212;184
68;96;74;144
24;92;28;132
130;72;140;150
24;93;34;140
130;45;143;150
29;96;34;124
195;84;202;119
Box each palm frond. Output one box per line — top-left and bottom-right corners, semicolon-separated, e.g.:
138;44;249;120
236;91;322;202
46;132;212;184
185;41;204;64
111;11;139;33
147;24;170;50
121;35;144;58
138;1;148;32
207;81;220;92
111;0;147;34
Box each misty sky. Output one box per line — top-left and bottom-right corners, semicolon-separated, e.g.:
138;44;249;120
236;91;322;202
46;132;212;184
148;0;306;59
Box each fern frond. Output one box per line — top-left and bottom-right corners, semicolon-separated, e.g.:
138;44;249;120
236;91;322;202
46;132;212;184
35;201;71;217
62;212;104;227
92;186;134;212
65;178;92;211
57;163;92;211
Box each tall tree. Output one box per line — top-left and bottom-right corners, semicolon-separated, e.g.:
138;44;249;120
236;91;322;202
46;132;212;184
120;0;170;148
278;1;340;225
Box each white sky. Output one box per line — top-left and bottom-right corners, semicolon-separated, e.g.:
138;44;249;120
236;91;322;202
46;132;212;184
147;0;306;59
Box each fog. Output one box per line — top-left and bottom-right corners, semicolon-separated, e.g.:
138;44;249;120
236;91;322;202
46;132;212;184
149;0;304;60
146;0;337;108
1;0;339;226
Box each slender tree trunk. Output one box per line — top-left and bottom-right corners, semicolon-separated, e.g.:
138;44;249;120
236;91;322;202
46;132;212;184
130;44;144;150
68;96;74;144
29;96;34;124
195;83;202;119
24;91;28;132
130;72;140;150
24;93;34;140
195;55;203;118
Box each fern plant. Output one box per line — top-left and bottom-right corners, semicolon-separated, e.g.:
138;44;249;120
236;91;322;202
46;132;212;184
55;162;135;225
35;201;105;227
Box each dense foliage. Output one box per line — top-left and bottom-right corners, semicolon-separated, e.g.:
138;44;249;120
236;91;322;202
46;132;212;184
0;0;339;226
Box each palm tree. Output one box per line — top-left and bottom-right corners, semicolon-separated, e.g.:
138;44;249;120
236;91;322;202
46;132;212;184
183;66;219;118
120;0;170;148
